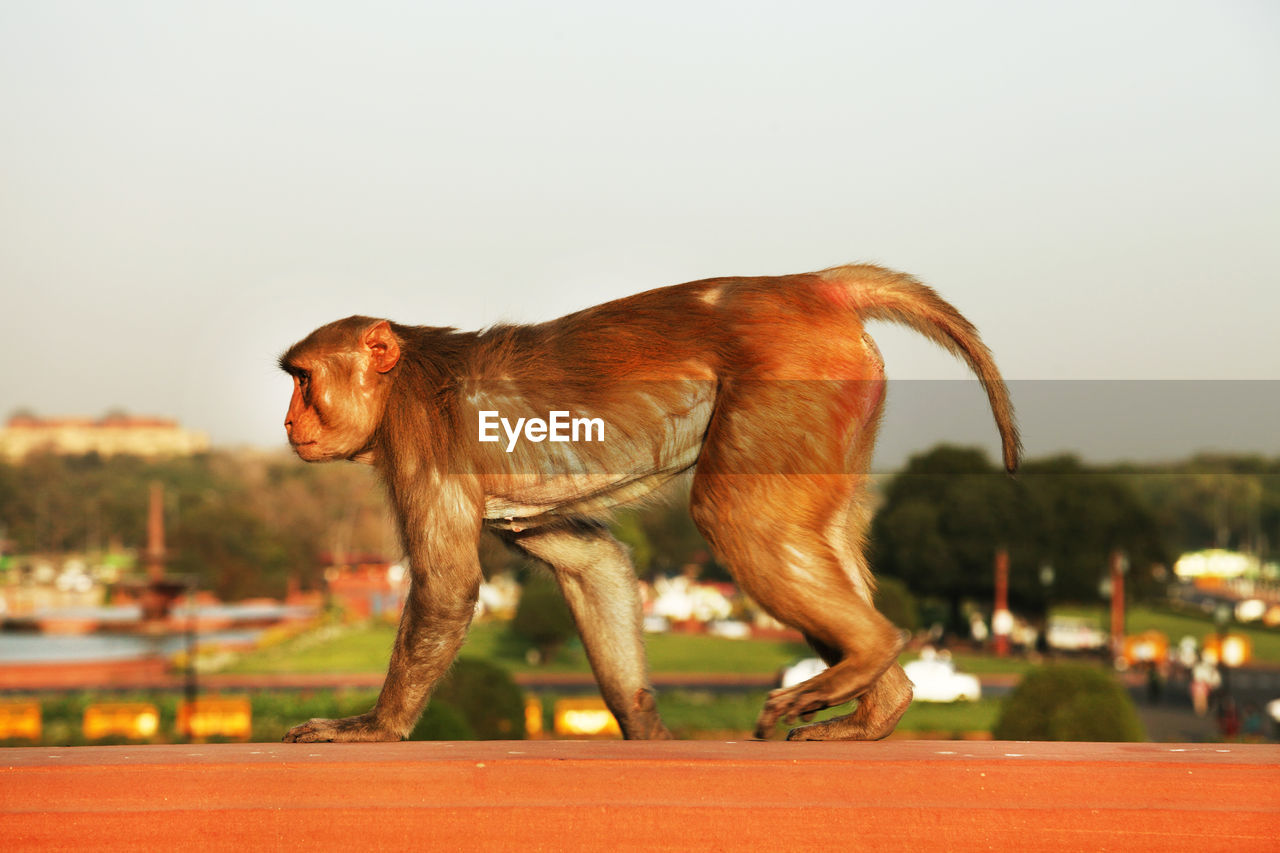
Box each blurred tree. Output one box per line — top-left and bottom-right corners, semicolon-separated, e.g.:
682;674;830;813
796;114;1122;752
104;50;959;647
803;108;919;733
0;450;394;599
169;495;292;600
1122;454;1279;560
637;492;725;580
510;572;577;664
871;446;1018;628
872;446;1168;627
10;441;1244;612
609;509;653;576
1007;455;1167;606
872;575;919;632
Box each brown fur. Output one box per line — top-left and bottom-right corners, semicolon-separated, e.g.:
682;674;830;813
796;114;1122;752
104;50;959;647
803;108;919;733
278;263;1019;742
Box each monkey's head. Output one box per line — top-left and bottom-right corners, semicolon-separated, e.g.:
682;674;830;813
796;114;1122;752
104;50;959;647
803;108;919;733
279;316;401;462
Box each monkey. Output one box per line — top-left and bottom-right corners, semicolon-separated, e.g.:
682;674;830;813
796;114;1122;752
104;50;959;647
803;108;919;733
278;263;1019;743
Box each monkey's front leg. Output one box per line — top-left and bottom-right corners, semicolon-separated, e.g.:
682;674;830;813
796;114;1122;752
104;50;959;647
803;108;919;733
284;557;482;743
503;522;671;740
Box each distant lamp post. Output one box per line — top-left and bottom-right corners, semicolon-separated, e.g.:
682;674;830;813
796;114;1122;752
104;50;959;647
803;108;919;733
1038;563;1055;656
1039;563;1055;590
1039;563;1055;613
183;575;199;740
1210;604;1245;698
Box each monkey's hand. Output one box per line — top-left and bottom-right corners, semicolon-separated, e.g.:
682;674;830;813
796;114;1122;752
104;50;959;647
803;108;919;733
282;713;402;743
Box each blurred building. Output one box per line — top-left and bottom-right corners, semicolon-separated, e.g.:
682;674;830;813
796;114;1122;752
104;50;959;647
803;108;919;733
0;413;209;461
324;561;407;620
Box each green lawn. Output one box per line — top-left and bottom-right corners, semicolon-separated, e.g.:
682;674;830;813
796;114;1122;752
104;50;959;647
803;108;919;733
228;618;1043;679
222;621;401;674
641;631;810;674
225;602;1280;684
226;619;813;677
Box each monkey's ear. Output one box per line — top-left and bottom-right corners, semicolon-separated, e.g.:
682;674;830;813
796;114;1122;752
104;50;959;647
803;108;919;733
363;320;401;373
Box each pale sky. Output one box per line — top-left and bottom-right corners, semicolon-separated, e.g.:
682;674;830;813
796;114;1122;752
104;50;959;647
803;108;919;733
2;1;1277;468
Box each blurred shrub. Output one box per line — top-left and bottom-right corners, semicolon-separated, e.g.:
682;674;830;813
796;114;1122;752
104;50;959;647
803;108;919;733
511;573;578;663
251;689;379;742
427;657;526;739
993;664;1145;742
407;699;476;740
873;576;919;632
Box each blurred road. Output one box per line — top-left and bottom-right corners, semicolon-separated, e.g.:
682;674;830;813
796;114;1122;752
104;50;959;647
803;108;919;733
1128;670;1279;743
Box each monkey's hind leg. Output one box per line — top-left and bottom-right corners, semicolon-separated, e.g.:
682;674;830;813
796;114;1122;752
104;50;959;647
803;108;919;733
502;521;671;740
689;475;905;738
689;381;910;739
776;497;913;741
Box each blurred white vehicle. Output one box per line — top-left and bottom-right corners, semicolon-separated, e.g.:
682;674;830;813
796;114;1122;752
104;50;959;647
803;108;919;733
779;650;981;703
707;619;751;639
1047;618;1108;651
903;650;981;703
642;615;670;633
778;657;830;689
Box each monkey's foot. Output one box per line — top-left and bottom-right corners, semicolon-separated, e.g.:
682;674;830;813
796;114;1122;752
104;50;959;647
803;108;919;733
626;718;674;740
283;713;402;743
752;638;905;739
622;687;674;740
753;684;833;739
786;663;914;741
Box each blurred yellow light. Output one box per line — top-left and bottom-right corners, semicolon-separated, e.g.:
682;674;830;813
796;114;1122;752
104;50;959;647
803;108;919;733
524;696;544;737
177;697;252;740
1122;630;1168;665
0;701;42;741
553;698;621;737
83;703;161;740
137;711;159;738
1203;633;1252;668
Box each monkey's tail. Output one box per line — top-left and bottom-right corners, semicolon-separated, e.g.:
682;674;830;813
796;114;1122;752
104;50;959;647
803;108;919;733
816;264;1022;473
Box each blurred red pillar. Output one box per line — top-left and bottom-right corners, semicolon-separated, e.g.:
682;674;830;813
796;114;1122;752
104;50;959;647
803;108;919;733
994;549;1009;657
1110;550;1126;659
146;481;165;581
